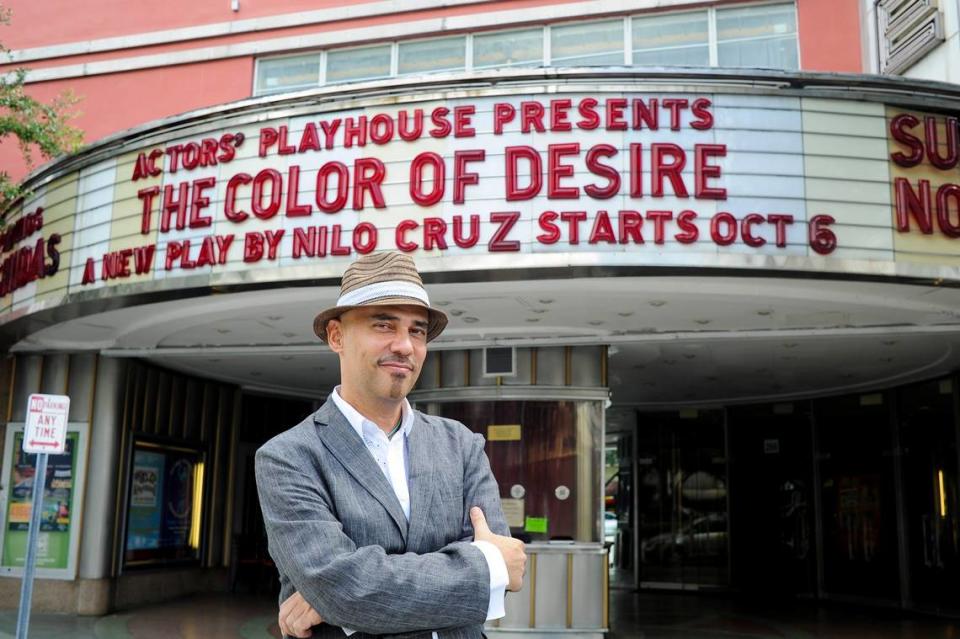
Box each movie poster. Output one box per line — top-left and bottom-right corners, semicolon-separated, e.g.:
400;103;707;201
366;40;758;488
124;443;203;565
1;431;79;569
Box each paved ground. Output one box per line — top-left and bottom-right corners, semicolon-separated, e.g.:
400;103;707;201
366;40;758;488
0;590;957;638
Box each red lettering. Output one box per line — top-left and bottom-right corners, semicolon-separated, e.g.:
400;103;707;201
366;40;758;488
560;211;588;244
453;150;484;204
618;210;643;244
453;215;480;248
695;144;726;199
520;101;545;133
396;220;419;252
489;212;521;252
430;107;452;138
651;144;688;198
453;105;476;137
584;144;620;199
410;153;445;206
353;222;378;254
548;143;580;199
741;214;766;247
890;114;923;167
675;210;699;243
353;158;386;210
505;146;542;201
493;103;516;135
711;212;737;245
225;173;252;222
316;162;349;213
646;210;672;245
767;214;794;247
588;211;616;244
251;169;282;220
537;211;560;244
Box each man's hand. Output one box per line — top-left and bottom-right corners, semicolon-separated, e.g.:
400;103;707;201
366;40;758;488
470;506;526;591
279;591;323;638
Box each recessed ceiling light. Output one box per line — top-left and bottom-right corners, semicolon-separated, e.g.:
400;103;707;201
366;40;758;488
449;310;464;317
532;308;548;314
588;320;604;326
783;343;798;349
525;318;540;323
618;311;634;317
463;316;479;323
649;300;667;307
756;310;773;316
216;328;231;334
694;319;711;325
283;332;296;338
267;315;283;321
539;299;555;304
882;340;897;346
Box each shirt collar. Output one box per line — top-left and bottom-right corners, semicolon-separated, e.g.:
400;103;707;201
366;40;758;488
331;386;414;441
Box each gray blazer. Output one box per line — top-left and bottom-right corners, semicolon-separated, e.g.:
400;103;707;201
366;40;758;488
255;396;511;639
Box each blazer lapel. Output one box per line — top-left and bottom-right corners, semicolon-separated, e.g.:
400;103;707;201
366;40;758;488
404;411;438;552
312;398;408;543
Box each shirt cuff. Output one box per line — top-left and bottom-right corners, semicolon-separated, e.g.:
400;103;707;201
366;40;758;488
471;540;508;621
341;627;356;636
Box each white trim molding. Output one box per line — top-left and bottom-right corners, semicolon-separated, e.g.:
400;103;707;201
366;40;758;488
6;0;716;84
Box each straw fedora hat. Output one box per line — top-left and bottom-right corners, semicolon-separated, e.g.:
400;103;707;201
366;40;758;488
313;252;448;343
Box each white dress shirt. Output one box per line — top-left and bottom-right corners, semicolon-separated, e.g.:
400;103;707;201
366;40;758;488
331;388;508;636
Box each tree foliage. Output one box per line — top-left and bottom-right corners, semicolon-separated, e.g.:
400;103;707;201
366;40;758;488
0;4;83;213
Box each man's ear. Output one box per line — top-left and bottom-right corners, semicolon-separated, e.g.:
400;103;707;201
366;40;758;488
326;318;345;353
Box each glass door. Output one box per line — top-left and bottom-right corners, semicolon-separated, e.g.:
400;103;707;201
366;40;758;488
637;410;729;589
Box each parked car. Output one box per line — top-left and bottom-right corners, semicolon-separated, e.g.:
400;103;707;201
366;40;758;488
641;513;728;560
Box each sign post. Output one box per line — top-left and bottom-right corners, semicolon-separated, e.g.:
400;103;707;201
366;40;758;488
16;394;69;639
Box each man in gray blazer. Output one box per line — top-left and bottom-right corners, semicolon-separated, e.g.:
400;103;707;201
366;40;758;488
256;251;526;639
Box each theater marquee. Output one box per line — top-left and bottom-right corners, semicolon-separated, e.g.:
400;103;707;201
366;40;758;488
1;70;958;319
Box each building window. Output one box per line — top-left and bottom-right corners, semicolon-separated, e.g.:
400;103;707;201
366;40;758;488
716;3;799;69
474;28;544;69
255;54;321;95
251;3;802;96
632;11;709;66
398;36;466;75
327;45;392;83
550;20;625;65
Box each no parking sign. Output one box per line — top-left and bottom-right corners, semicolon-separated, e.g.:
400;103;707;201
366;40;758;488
24;394;69;455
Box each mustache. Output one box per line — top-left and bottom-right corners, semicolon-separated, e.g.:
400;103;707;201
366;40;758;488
377;356;415;370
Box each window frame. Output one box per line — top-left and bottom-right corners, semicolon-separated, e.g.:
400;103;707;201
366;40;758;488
250;2;801;97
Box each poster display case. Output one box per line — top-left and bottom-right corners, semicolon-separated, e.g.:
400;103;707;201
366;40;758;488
0;422;89;580
122;440;205;568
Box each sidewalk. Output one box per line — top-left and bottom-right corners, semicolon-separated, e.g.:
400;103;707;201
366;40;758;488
0;591;957;638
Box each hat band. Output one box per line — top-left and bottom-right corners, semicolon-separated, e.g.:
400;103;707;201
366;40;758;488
336;280;431;307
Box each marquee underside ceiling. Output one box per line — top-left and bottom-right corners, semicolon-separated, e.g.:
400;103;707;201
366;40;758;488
12;274;960;408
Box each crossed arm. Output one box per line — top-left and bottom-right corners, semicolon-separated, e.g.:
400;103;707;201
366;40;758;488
255;431;511;636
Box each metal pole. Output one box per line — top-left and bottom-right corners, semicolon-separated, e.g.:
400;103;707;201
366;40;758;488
16;452;48;639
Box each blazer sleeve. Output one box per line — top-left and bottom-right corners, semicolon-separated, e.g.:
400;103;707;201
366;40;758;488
255;444;490;635
460;430;511;539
